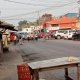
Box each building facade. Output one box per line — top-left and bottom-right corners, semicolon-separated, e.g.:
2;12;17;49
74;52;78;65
44;16;78;32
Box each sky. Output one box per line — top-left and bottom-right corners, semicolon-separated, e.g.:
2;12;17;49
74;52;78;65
0;0;80;26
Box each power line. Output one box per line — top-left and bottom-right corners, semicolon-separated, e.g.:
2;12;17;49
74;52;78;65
0;7;42;10
3;0;51;7
3;0;76;10
0;8;30;10
3;0;64;7
0;0;63;10
44;4;78;10
1;17;38;20
1;1;76;19
1;5;78;21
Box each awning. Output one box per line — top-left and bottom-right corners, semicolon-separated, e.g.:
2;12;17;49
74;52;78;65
0;21;17;31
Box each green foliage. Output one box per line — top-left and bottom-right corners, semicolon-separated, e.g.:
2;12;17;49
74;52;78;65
28;22;35;26
18;20;27;30
42;13;52;20
18;20;27;26
18;20;36;30
36;13;53;25
17;13;53;30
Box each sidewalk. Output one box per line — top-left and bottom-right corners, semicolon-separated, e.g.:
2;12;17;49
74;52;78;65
0;44;23;80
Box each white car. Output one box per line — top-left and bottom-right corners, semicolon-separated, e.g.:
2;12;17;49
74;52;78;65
63;30;75;39
54;30;66;39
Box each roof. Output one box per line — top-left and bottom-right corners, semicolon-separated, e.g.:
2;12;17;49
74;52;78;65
59;16;76;24
46;16;76;24
46;18;59;24
64;13;78;18
0;21;17;31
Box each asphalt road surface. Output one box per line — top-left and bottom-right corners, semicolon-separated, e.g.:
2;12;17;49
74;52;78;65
19;39;80;80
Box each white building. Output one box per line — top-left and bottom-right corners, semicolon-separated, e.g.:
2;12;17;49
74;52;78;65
22;28;33;33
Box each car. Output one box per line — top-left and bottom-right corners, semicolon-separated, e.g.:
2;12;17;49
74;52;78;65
72;30;80;40
63;30;75;39
54;30;66;39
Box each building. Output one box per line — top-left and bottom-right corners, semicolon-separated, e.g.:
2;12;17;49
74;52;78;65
75;20;80;29
22;28;33;33
45;16;77;32
46;19;59;31
64;13;78;18
59;16;77;29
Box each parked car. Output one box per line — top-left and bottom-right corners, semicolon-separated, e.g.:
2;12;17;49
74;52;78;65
72;30;80;40
63;30;75;39
54;30;66;39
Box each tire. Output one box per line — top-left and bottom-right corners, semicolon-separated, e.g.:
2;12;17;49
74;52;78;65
66;36;68;40
57;35;61;39
72;37;75;40
63;37;66;40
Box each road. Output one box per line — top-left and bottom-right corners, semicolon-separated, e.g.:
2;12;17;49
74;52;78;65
19;39;80;80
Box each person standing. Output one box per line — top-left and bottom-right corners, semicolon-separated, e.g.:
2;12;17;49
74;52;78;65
19;35;23;45
14;35;17;45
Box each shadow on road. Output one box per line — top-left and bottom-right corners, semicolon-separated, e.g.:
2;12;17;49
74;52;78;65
19;49;40;62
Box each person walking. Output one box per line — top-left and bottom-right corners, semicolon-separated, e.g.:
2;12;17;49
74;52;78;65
19;35;23;45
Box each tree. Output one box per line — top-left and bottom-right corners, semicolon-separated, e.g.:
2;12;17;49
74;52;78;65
18;20;28;30
42;13;52;20
18;20;36;30
18;20;27;26
36;13;53;25
42;13;52;22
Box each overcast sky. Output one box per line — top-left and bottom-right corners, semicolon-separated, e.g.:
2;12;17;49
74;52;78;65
0;0;80;26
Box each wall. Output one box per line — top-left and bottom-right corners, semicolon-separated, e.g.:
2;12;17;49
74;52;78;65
75;21;80;29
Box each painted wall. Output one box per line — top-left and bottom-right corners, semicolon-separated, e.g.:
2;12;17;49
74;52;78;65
45;16;77;31
75;21;80;29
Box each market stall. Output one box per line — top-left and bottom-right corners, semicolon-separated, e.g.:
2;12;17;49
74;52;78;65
0;20;17;53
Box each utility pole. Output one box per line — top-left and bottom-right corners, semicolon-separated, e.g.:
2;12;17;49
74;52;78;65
37;11;40;25
37;11;40;26
78;0;80;20
37;11;42;33
37;11;40;33
0;11;1;17
79;8;80;20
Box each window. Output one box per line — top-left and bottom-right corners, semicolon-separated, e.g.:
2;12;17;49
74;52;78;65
51;24;59;27
69;30;75;33
58;30;65;33
64;31;68;34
